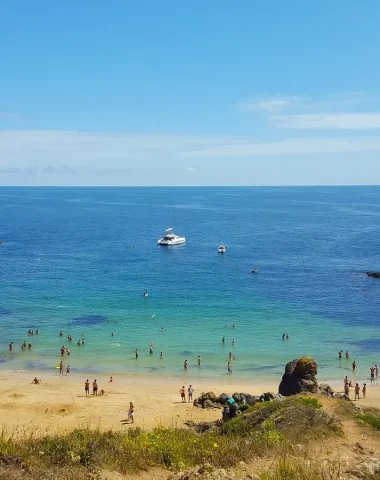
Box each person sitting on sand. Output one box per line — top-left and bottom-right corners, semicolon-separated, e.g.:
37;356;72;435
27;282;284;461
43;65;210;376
128;402;135;423
110;376;113;382
100;389;105;396
31;377;41;384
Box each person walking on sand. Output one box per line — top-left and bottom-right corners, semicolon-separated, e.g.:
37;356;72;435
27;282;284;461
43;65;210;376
355;383;360;401
59;361;64;376
128;402;135;423
93;379;98;396
184;359;188;371
188;385;194;402
370;366;375;384
66;365;70;376
362;383;367;398
85;379;90;397
179;386;186;403
344;381;350;398
376;364;379;379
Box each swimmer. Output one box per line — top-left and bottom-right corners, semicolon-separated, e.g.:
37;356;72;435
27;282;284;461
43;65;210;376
9;342;13;351
67;349;71;356
82;339;85;345
135;349;139;359
232;338;235;346
28;342;32;349
144;289;148;298
160;352;163;359
77;340;82;345
161;327;164;332
285;334;289;340
352;361;356;371
198;355;201;367
184;359;188;371
232;323;236;328
59;331;63;336
229;352;233;361
149;345;153;355
111;332;115;337
36;329;39;334
282;334;286;340
222;336;225;344
345;351;350;359
338;350;343;359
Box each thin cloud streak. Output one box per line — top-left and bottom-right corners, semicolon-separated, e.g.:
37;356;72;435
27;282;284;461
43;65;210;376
271;113;380;130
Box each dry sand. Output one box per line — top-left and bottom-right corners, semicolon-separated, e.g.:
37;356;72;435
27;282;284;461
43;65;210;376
0;371;379;438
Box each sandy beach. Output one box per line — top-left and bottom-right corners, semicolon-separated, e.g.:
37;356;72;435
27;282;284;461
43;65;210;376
0;370;379;438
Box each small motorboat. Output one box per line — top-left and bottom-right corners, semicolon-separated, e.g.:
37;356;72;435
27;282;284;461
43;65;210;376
251;266;259;273
218;245;226;254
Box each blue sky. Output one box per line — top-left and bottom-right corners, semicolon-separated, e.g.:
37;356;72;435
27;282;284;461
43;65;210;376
1;0;380;185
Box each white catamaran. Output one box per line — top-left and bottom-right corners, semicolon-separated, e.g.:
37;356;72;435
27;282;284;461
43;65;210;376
157;201;186;246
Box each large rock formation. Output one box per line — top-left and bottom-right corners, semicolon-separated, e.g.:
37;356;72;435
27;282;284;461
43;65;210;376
278;356;318;396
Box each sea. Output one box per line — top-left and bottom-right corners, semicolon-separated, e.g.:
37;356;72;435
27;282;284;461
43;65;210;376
1;186;380;383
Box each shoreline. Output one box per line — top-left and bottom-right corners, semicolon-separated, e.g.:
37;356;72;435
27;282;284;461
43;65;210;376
1;370;379;438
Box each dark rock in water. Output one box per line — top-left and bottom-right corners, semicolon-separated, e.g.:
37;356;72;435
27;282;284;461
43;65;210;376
279;356;319;396
366;272;380;279
71;315;108;326
0;307;12;316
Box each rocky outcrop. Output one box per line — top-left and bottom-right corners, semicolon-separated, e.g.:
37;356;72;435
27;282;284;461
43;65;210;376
366;271;380;279
279;356;319;396
193;391;283;409
319;383;334;396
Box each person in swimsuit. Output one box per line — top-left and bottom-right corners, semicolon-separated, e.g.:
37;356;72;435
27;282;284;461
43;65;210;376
362;383;367;398
149;345;153;355
184;360;188;371
128;402;135;423
135;349;139;359
110;376;113;382
160;352;163;359
179;386;186;403
338;350;342;359
85;379;90;396
370;366;375;384
31;377;41;384
345;351;350;359
59;361;64;376
354;383;360;401
66;365;70;376
222;336;225;344
352;361;357;371
198;355;201;367
188;385;194;402
93;379;98;396
344;382;350;397
232;338;235;346
376;364;379;379
9;342;13;351
227;362;232;374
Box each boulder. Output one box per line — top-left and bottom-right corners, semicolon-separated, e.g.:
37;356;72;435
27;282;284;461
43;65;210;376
366;272;380;279
232;393;260;406
279;356;319;396
193;391;219;408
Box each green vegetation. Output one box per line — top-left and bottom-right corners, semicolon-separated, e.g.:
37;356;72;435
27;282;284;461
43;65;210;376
261;457;341;480
0;396;342;479
359;413;380;430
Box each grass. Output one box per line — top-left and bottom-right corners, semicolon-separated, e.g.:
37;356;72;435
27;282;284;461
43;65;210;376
0;395;342;479
359;413;380;430
261;457;342;480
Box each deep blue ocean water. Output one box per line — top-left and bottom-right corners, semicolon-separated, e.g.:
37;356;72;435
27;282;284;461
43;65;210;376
1;186;380;382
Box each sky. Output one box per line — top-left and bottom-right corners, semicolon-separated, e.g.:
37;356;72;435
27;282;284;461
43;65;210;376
1;1;380;186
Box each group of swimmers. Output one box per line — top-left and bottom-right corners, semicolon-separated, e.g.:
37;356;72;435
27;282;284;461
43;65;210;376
28;329;39;335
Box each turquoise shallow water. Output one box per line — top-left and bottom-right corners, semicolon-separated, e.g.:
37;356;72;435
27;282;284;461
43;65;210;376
1;186;380;382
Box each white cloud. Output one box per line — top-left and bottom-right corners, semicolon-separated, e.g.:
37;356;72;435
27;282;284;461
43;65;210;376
239;96;305;112
271;113;380;130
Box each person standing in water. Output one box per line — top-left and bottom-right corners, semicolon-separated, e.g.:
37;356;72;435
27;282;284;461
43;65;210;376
197;355;201;367
59;361;64;376
227;362;232;374
222;336;225;344
184;360;188;371
232;338;235;346
160;352;163;359
135;348;139;359
144;289;148;298
370;366;375;384
352;361;357;371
